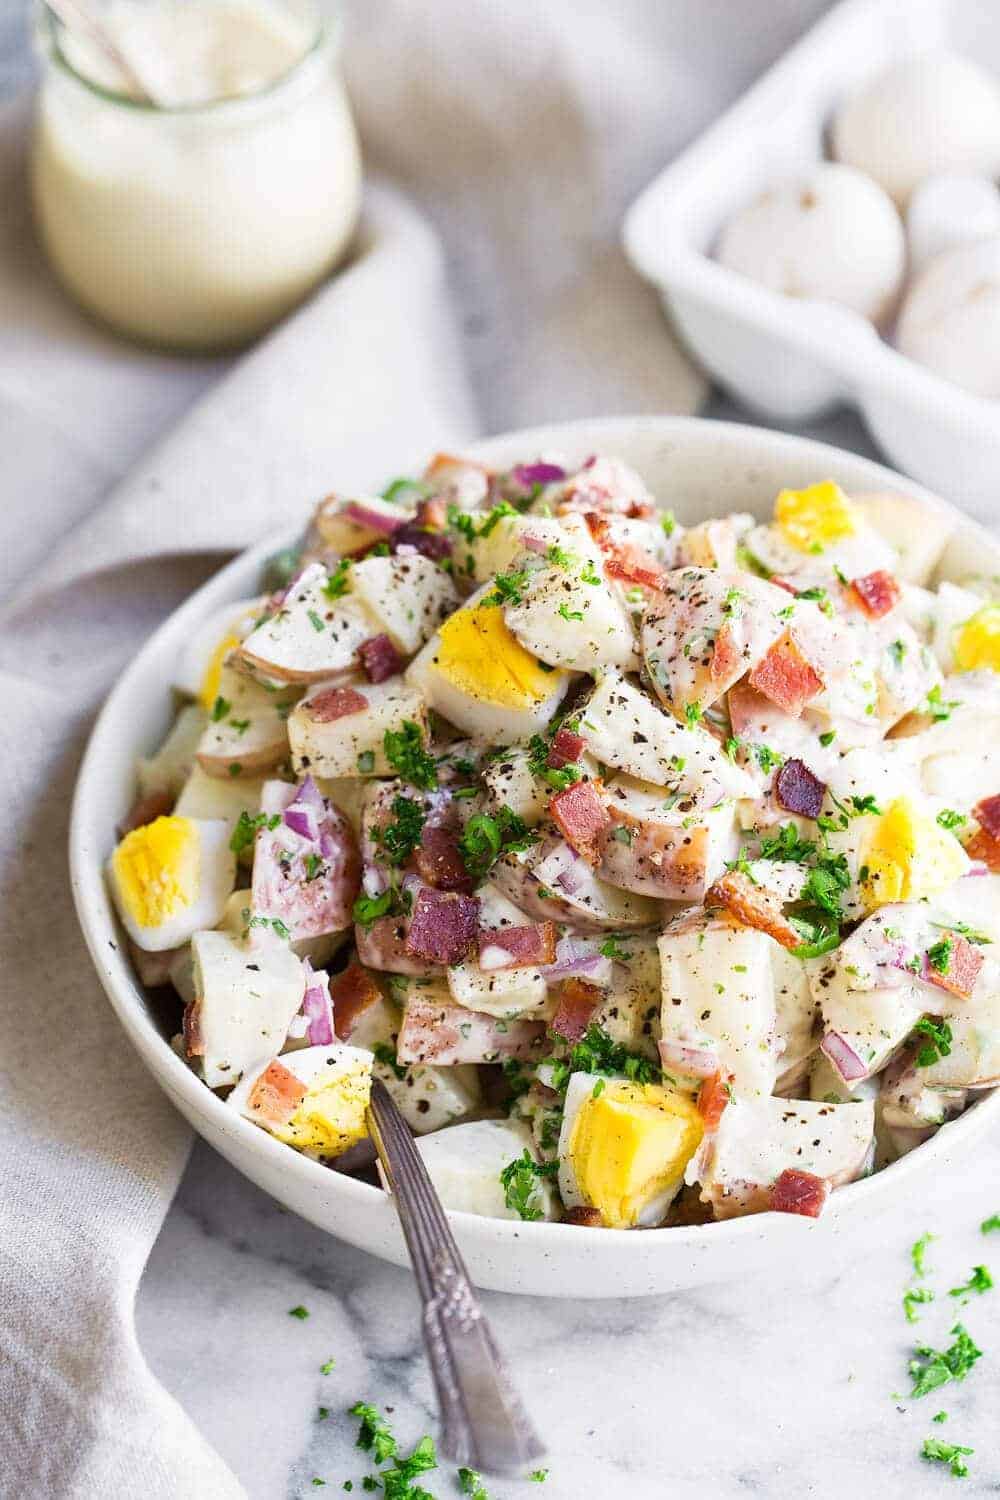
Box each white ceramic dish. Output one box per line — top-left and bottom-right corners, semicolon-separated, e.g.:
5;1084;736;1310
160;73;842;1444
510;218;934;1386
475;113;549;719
69;415;1000;1298
623;0;1000;515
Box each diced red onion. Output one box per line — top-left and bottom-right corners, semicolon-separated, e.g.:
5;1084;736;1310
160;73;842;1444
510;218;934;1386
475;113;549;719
300;960;335;1046
512;462;566;487
343;501;406;535
260;780;297;816
284;805;319;842
296;775;324;807
534;841;582;894
820;1030;868;1083
538;936;612;986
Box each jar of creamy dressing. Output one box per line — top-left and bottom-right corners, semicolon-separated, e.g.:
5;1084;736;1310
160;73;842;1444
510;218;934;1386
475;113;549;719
32;0;362;351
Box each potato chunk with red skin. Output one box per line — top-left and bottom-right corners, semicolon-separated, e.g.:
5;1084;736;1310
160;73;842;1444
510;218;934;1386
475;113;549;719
396;986;546;1065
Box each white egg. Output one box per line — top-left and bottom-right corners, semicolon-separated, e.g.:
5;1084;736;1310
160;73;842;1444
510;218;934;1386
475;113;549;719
107;815;235;951
906;174;1000;275
833;52;1000;207
716;163;905;324
897;237;1000;397
412;1118;559;1220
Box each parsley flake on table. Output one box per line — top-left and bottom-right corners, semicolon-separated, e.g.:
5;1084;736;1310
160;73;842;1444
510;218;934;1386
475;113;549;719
288;1305;309;1320
981;1214;1000;1234
349;1402;397;1464
948;1266;993;1300
921;1437;973;1478
903;1286;935;1324
499;1149;559;1221
384;721;438;789
912;1232;935;1279
909;1324;982;1398
457;1466;491;1498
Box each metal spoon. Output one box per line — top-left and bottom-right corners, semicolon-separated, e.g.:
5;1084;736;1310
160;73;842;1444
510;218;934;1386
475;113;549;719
366;1078;547;1476
42;0;161;105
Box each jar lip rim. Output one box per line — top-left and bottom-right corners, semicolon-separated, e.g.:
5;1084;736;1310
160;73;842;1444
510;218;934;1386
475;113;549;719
36;1;337;115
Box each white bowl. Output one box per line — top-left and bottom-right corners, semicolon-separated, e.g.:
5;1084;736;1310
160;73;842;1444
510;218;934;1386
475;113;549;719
623;0;1000;515
69;416;1000;1298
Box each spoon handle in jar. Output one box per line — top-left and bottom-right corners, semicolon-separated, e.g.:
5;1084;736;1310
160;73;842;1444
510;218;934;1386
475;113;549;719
365;1078;547;1476
43;0;159;105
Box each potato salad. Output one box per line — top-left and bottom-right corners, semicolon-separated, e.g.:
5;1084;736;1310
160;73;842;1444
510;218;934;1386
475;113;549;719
108;452;1000;1229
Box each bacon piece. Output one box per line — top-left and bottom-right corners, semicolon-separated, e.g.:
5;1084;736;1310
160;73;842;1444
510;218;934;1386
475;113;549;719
308;685;369;722
563;1205;604;1227
397;993;545;1064
697;1072;732;1130
923;933;984;1000
705;870;801;951
849;570;901;620
118;788;173;837
359;634;404;684
405;887;480;965
549;779;610;864
182;999;204;1058
246;1060;308;1127
974;795;1000;840
964;827;1000;872
770;1167;829;1218
748;632;823;717
710;622;742;684
414;825;473;893
774;758;826;818
415;494;449;531
547;726;585;770
355;913;440;975
769;576;799;596
604;544;666;592
477;921;557;971
330;960;382;1039
550;977;603;1042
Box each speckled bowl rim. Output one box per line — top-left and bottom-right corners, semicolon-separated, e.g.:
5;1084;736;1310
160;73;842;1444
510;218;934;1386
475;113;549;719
69;415;1000;1285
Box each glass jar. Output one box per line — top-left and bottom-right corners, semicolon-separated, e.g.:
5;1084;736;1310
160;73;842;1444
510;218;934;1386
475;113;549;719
31;0;362;351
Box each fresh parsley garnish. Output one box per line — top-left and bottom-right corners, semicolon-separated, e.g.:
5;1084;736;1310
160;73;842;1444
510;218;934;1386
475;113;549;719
384;721;437;789
376;795;427;866
921;1437;973;1478
352;889;395;926
558;602;584;622
948;1266;993;1300
322;559;351;599
927;936;954;975
982;1214;1000;1234
372;1042;407;1081
910;1325;982;1398
549;1024;660;1093
499;1149;558;1222
459;808;537;882
913;1017;953;1069
904;1286;935;1324
381;476;430;505
925;685;960;722
307;608;325;633
350;1402;397;1464
210;695;231;722
457;1466;490;1498
482;567;532;608
758;822;816;864
229;810;280;856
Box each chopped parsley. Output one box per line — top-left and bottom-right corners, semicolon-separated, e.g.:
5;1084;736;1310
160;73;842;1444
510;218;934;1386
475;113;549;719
888;638;907;667
913;1017;953;1069
529;1471;549;1483
247;914;291;940
499;1149;559;1222
352;889;396;926
936;808;967;831
758;822;816;864
684;703;703;727
372;1042;408;1081
913;1232;935;1279
721;587;744;618
229;810;280;856
307;608;326;633
796;585;834;617
210;695;231;722
927;936;954;975
981;1214;1000;1234
904;1286;935;1324
549;1024;660;1093
323;559;352;599
459;808;537;882
557;602;584;622
384;721;438;789
599;936;632;960
660;511;676;537
457;1468;490;1498
304;852;325;882
526;730;581;791
482;567;532;608
357;750;376;773
910;1324;982;1398
288;1305;309;1320
579;559;601;586
819;729;836;747
921;1437;973;1478
320;1359;336;1374
376;795;427;866
350;1402;397;1465
926;685;960;722
948;1266;993;1300
477;501;518;538
752;743;784;773
381;476;430;505
546;543;577;569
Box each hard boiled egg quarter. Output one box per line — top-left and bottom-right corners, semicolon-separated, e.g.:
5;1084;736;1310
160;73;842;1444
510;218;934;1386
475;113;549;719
557;1072;703;1229
230;1043;372;1157
108;815;235;951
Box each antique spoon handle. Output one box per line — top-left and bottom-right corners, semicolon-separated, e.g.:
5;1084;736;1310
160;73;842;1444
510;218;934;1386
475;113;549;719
366;1078;546;1475
43;0;159;104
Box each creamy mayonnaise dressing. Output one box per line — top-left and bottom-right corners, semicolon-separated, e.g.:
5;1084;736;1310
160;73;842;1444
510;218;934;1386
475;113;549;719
33;0;361;349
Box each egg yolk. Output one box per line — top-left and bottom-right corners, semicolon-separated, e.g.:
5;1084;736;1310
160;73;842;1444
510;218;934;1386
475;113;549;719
861;796;967;910
435;603;562;708
954;604;1000;673
274;1065;371;1155
198;632;240;712
112;816;200;929
774;481;859;553
568;1081;703;1229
